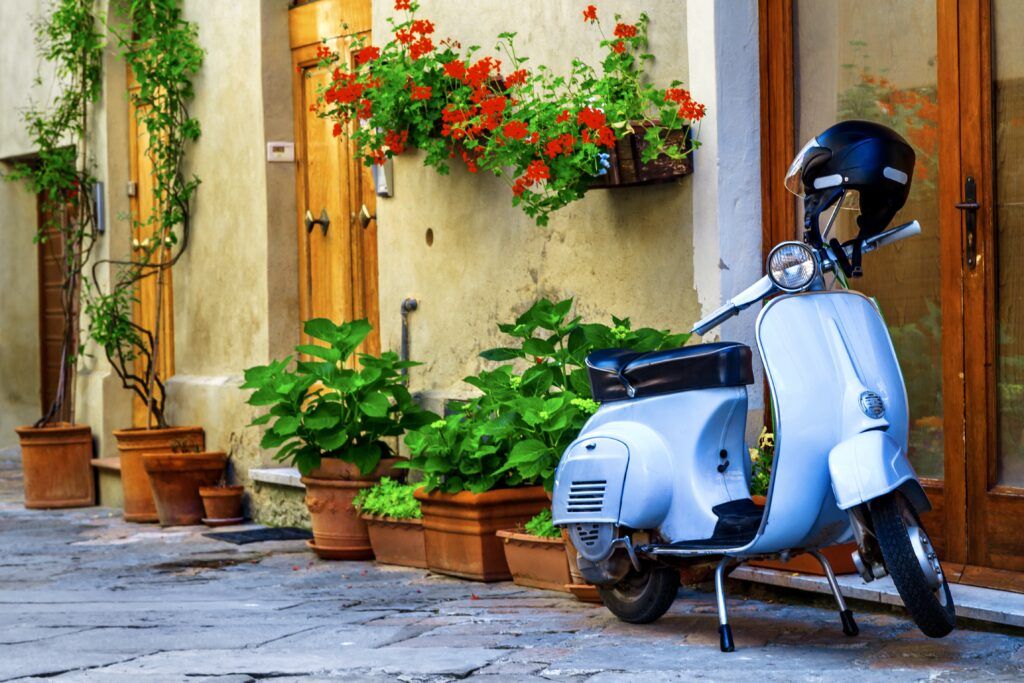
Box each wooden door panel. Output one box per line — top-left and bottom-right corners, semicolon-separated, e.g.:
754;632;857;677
36;202;69;415
290;0;379;358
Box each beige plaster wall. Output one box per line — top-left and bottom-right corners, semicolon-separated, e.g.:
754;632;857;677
371;0;698;400
0;0;57;443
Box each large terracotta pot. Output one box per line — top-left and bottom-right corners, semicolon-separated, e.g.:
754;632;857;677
414;486;548;582
199;485;245;525
113;427;204;522
15;423;95;509
300;457;398;560
363;515;427;568
497;530;571;592
142;451;227;526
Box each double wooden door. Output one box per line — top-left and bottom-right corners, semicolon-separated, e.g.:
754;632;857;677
289;0;380;355
763;0;1024;580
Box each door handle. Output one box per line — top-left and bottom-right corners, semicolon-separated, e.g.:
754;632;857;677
955;176;978;269
357;204;376;230
304;208;330;236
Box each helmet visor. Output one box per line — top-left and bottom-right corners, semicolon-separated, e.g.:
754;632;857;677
784;137;821;197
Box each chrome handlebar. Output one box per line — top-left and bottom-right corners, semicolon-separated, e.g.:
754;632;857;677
691;220;921;336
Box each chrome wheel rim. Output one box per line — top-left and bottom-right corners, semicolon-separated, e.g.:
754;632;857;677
902;505;947;606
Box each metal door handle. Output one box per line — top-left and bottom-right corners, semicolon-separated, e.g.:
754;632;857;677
305;208;330;236
357;204;376;229
955;176;978;269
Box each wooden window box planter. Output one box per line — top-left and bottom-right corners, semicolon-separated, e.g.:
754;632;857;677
590;122;694;189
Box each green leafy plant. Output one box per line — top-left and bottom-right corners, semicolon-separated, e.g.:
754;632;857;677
314;1;704;225
3;0;104;427
523;508;560;539
404;298;688;493
748;427;774;498
84;0;203;428
243;319;437;476
353;477;422;519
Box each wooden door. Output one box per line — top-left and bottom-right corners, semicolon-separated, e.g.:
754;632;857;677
36;196;70;416
128;72;175;427
955;0;1024;575
289;0;380;356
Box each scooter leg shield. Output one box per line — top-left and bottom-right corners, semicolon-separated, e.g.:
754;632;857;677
828;430;931;514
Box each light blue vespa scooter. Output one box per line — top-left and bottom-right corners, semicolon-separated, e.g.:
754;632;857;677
552;122;955;651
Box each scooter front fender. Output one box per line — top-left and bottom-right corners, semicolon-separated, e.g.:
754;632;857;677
828;430;931;514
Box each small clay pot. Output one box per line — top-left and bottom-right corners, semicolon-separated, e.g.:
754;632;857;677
363;515;427;568
497;530;571;592
113;427;205;522
16;423;94;509
142;451;227;526
415;487;549;582
199;485;245;524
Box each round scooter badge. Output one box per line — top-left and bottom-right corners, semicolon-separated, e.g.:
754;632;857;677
859;391;886;419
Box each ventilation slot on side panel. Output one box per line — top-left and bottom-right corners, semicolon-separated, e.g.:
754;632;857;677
573;523;603;549
567;480;606;513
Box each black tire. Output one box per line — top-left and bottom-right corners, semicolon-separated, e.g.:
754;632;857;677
872;492;956;638
599;563;680;624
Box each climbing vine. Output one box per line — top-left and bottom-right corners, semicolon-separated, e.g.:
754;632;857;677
4;0;104;427
86;0;203;428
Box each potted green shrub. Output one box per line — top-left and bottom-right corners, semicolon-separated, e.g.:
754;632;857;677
354;477;426;568
497;509;572;592
7;0;103;510
314;2;704;225
243;318;436;560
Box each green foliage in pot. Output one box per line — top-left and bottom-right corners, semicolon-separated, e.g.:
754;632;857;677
353;477;421;520
404;298;688;493
524;508;561;539
242;319;438;476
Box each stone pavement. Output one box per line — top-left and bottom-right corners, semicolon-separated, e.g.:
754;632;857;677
1;448;1023;682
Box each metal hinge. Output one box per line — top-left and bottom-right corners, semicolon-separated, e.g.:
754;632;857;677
127;181;137;197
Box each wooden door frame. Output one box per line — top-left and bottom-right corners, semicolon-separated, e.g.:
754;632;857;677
757;0;969;564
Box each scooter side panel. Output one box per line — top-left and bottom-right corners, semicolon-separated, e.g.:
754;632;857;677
828;430;931;513
748;290;911;554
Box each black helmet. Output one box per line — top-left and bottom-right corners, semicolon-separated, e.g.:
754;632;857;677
786;120;915;277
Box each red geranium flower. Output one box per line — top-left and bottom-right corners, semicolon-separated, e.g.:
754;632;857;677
583;5;598;23
394;0;411;10
504;69;528;88
613;23;638;38
503;120;529;140
577;106;606;130
410;19;435;35
395;29;414;45
409;37;434;60
613;40;626;53
525;159;550;183
556;109;571;124
316;44;333;60
354;46;380;65
409;84;432;101
384;129;409;154
544;133;576;158
332;122;342;137
443;59;466;81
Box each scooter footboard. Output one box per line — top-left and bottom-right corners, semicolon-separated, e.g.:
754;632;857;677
828;430;931;514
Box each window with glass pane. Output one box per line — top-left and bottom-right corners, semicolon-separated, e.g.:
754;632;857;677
794;0;942;478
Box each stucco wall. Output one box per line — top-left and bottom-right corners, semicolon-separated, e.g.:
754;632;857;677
0;0;57;443
372;0;700;401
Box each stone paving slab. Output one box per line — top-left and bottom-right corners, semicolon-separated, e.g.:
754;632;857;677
1;446;1023;681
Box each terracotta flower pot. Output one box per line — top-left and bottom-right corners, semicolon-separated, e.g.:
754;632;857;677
561;528;603;603
300;457;398;560
142;451;227;526
199;485;245;525
363;515;427;568
113;427;204;522
414;486;549;582
15;423;94;509
497;530;571;592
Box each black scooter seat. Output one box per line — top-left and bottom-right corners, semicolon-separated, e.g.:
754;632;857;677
586;342;754;402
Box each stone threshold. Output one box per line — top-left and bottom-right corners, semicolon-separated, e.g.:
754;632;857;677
731;564;1024;629
248;467;304;489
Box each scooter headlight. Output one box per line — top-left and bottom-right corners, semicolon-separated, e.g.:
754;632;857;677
767;241;819;292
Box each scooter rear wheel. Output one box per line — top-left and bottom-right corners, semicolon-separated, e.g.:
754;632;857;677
599;563;680;624
872;492;955;638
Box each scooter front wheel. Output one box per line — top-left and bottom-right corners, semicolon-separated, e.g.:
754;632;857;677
872;492;956;637
599;562;680;624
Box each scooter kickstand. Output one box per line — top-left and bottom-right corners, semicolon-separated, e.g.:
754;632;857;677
810;550;859;636
714;557;735;652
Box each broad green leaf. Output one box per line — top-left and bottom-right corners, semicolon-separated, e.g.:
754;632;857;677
359;391;391;418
